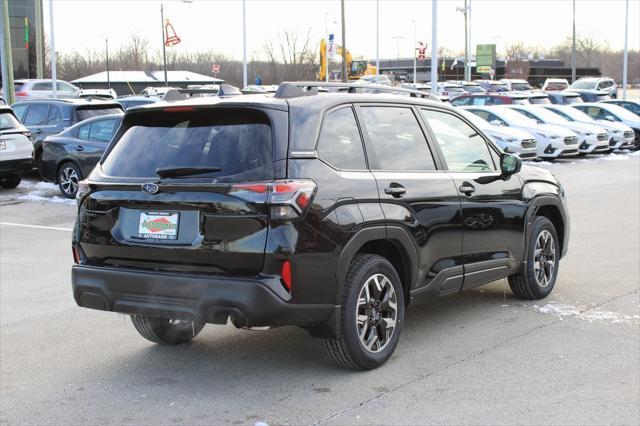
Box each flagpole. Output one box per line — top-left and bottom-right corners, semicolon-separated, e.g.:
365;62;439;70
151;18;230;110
161;3;168;87
430;0;437;95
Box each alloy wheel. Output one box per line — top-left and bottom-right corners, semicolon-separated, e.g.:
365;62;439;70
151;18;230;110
355;273;398;353
533;229;556;288
60;166;79;196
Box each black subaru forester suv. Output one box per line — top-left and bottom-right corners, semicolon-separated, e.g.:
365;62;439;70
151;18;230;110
72;83;569;370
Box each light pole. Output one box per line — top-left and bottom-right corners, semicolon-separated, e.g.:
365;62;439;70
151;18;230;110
622;0;629;99
49;0;57;98
412;20;417;84
456;1;471;82
105;39;110;89
431;0;437;94
242;0;247;88
340;0;347;82
571;0;576;83
1;0;15;104
325;12;329;82
376;0;379;83
392;36;404;80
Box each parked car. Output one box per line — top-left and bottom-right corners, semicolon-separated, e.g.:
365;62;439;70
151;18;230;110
541;104;636;151
116;95;162;110
461;82;486;93
569;77;617;98
357;75;392;85
40;113;124;198
474;80;509;92
601;99;640;116
500;79;533;92
457;108;538;160
78;89;117;100
541;78;569;92
14;79;80;100
548;91;584;105
436;83;466;97
527;92;551;104
0;106;33;189
462;105;580;160
71;83;569;370
10;99;124;170
571;89;611;102
450;93;530;106
507;105;610;154
573;103;640;150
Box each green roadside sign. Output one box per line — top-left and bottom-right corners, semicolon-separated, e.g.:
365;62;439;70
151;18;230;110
476;44;496;68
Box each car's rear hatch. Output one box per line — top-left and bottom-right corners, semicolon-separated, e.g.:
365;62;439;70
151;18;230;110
76;105;287;276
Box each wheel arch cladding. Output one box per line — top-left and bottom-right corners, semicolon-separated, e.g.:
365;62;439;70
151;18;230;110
535;205;564;252
336;226;418;306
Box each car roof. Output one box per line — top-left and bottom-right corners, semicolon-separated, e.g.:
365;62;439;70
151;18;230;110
12;98;121;107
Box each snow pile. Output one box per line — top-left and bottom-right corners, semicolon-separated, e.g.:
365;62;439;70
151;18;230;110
531;302;640;324
16;180;75;206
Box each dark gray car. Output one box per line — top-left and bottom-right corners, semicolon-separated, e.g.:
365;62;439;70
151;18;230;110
40;113;123;198
10;99;123;171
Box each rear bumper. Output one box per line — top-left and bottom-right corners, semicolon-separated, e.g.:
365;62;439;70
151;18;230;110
72;265;337;328
0;158;33;176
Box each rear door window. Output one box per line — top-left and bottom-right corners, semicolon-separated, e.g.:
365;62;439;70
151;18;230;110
47;105;63;125
420;109;496;172
88;119;118;142
32;82;52;91
11;104;28;121
23;104;50;125
78;123;91;140
359;106;436;171
102;108;273;181
317;107;366;170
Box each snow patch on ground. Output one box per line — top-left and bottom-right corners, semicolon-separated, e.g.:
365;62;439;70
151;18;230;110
15;180;75;205
531;302;640;324
529;150;637;168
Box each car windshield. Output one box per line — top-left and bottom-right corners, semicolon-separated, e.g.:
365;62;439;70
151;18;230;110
524;107;567;124
463;85;483;92
548;107;594;122
102;108;273;181
570;80;597;89
563;95;583;104
445;86;465;93
0;111;22;130
529;96;551;104
458;109;489;129
490;84;508;91
76;107;123;122
492;107;539;126
603;104;640;122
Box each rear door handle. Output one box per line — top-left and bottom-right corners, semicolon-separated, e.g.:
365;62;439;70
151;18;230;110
459;184;476;195
384;184;406;198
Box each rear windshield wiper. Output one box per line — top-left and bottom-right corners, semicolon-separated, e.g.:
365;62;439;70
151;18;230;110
155;166;222;178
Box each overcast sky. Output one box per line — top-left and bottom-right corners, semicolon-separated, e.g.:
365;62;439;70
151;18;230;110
44;0;640;62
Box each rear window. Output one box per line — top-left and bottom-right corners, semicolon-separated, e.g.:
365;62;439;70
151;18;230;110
529;97;551;104
75;106;123;122
102;108;273;181
564;96;583;104
511;83;532;91
0;111;22;130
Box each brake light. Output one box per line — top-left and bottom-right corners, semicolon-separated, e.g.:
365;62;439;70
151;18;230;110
163;106;195;112
229;179;317;219
72;245;80;264
281;260;292;291
15;91;27;97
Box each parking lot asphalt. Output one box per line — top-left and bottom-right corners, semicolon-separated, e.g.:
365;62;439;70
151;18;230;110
1;153;639;425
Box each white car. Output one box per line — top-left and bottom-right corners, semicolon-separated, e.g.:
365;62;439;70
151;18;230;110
78;88;117;100
572;103;639;150
541;104;636;151
0;107;34;189
461;105;580;160
457;108;538;160
569;77;617;99
507;105;610;154
14;79;80;101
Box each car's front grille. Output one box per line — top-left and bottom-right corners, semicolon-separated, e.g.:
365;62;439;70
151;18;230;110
521;139;537;149
597;133;609;141
624;130;634;139
564;136;578;145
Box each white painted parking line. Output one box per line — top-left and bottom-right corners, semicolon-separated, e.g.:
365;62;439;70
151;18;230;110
0;222;73;232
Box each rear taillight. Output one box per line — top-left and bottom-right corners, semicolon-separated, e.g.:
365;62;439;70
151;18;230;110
15;91;27;97
230;179;317;219
281;260;292;291
72;245;80;264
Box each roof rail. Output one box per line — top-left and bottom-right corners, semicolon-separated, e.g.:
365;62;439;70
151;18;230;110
274;81;440;101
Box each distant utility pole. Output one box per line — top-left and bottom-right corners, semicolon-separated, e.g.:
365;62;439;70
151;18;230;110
242;0;247;88
430;0;437;94
375;0;379;83
49;0;57;98
392;36;404;77
622;0;629;99
35;0;44;78
412;20;417;84
455;0;471;82
1;0;15;104
340;0;347;82
105;39;110;89
571;0;576;83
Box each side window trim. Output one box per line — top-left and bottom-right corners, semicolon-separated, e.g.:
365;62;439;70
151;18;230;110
419;107;501;172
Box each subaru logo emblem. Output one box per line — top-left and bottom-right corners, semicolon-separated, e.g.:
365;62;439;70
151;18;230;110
142;183;159;195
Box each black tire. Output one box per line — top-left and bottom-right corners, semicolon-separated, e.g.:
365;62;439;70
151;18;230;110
509;216;560;300
0;173;21;189
57;162;82;199
322;254;405;370
130;315;204;345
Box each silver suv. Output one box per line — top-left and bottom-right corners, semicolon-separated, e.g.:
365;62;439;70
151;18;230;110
569;77;617;99
14;79;80;101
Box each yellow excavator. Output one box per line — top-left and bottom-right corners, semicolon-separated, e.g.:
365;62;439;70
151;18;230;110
319;39;377;81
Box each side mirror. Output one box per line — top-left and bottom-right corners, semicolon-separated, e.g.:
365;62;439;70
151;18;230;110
490;120;503;126
501;153;522;175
